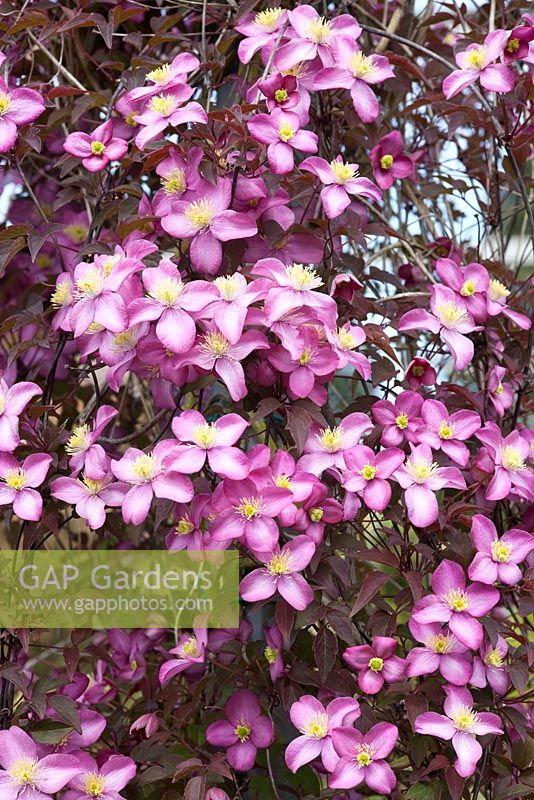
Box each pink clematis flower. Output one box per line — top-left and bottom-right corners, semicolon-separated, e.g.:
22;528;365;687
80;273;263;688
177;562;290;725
443;30;515;99
468;514;534;586
133;86;207;150
293;482;343;544
300;155;381;218
202;272;269;343
152;145;203;215
257;74;301;112
236;8;289;65
435;258;489;321
476;423;534;501
0;379;41;451
405;357;437;390
470;636;511;695
406;620;473;685
268;327;337;399
126;53;200;102
487;366;516;417
342;446;404;511
64;405;118;476
64;752;136;800
170;410;249;480
240;535;315;610
264;624;286;681
343;636;406;694
51;469;126;530
325;323;370;379
416;399;481;467
485;278;531;330
372;390;423;446
370;131;415;190
314;39;395;123
415;686;503;777
0;725;80;797
0;452;52;521
275;6;361;71
298;413;373;476
398;285;477;370
64;120;128;172
394;443;466;528
111;441;193;525
411;560;500;650
159;628;208;684
285;695;361;773
248;108;318;174
162;178;257;275
206;689;274;771
329;722;398;792
503;25;534;62
0;78;45;153
128;259;217;354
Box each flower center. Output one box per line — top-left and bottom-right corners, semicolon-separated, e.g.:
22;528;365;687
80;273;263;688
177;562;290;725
162;168;186;195
506;37;520;53
202;331;230;358
51;281;73;308
149;93;177;116
272;89;288;106
176;517;195;535
501;445;526;472
9;757;38;786
460;279;476;297
84;772;106;798
337;328;358;349
181;636;200;657
113;329;137;351
485;648;503;667
192;422;218;449
305;16;332;44
0;92;12;116
438;420;455;439
407;457;439;484
83;476;104;494
354;744;375;766
430;633;454;654
235;496;263;520
132;452;158;481
302;711;329;738
264;646;278;664
445;588;469;612
318;425;343;452
274;474;293;490
452;705;478;731
75;266;104;298
215;274;242;301
298;346;313;365
436;301;468;326
330;159;358;183
368;656;384;672
350;51;374;77
285;263;323;291
234;722;251;742
380;154;394;169
395;412;409;430
146;63;171;84
494;381;504;396
267;552;293;576
149;276;183;306
66;425;89;456
90;140;106;156
184;198;214;230
309;507;323;522
65;224;89;244
360;464;377;481
491;540;512;562
488;279;510;301
255;7;284;32
102;254;121;276
278;122;295;142
465;46;486;70
4;468;28;491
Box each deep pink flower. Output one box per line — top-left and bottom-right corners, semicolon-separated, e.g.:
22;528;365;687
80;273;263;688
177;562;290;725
201;272;269;343
0;78;45;153
111;441;193;525
435;258;489;321
170;410;249;479
293;482;343;544
130;712;159;739
470;636;510;695
476;423;534;501
161;178;257;275
0;379;41;451
0;452;52;521
159;628;208;684
468;514;534;585
406;620;472;685
285;695;361;773
329;722;398;792
416;399;481;467
240;535;315;610
415;686;503;777
405;357;437;390
258;74;301;112
0;726;80;797
51;469;126;530
64;120;128;172
370;131;415;190
443;30;515;99
264;624;286;681
206;689;274;771
236;8;289;65
342;446;405;511
487;366;516;417
268;327;337;399
399;285;477;370
372;390;423;446
343;637;406;694
275;5;361;70
248;108;318;174
300;155;381;218
152;145;203;216
411;560;500;649
298;413;373;476
133;86;207;150
64;752;136;800
314;38;394;123
503;25;534;62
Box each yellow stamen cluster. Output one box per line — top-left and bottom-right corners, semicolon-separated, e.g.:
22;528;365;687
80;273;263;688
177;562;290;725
438;420;455;439
494;382;504;396
65;224;89;244
436;301;468;326
132;453;158;481
234;722;251;742
298;347;313;365
202;331;230;357
275;88;288;103
278;122;295;142
305;17;332;44
368;656;384;672
318;425;343;452
83;476;104;494
395;412;409;430
302;711;329;738
149;276;183;306
485;648;504;667
330;159;358;183
162;168;186;195
274;473;293;490
66;424;90;454
90;141;106;156
285;263;323;291
309;507;323;522
149;94;177;116
184;198;214;229
354;744;375;766
264;645;278;664
350;51;374;78
84;772;106;798
407;457;439;483
337;327;359;350
360;464;377;481
215;274;242;301
181;636;200;657
235;496;263;520
506;38;520;53
193;423;218;448
491;540;512;562
266;552;293;576
4;468;27;491
501;445;526;472
445;588;469;612
147;63;171;84
452;705;478;730
465;46;486;70
254;7;284;32
51;281;73;308
488;279;510;301
0;92;12;116
176;517;195;535
113;329;137;351
9;757;38;786
380;154;394;169
429;633;454;654
460;279;476;297
75;266;103;298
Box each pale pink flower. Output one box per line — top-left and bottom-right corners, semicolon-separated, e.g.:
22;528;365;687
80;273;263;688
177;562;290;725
443;30;515;99
285;695;360;773
0;78;45;153
170;410;249;479
0;452;52;521
240;535;315;610
300;155;381;218
64;120;128;172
